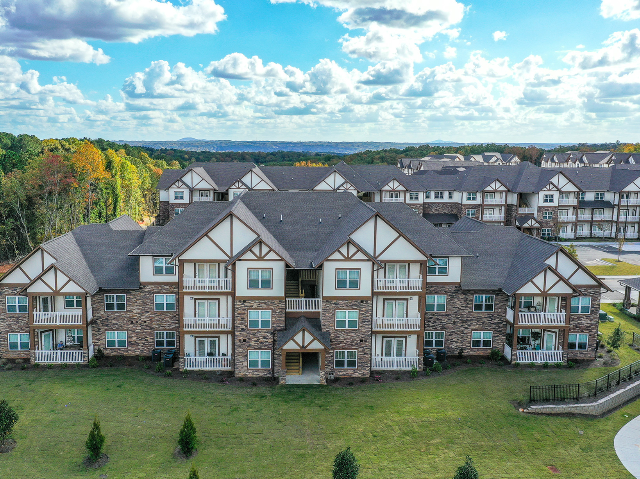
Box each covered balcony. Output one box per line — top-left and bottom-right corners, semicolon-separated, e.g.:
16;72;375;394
33;311;82;326
374;278;421;292
285;269;321;313
558;215;576;222
183;317;232;331
482;214;505;221
182;278;232;292
372;317;421;331
35;350;85;363
559;198;578;205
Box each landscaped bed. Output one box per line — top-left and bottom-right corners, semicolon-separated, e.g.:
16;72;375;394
587;258;640;276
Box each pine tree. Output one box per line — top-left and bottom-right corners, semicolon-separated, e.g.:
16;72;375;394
333;447;359;479
178;412;197;457
188;464;200;479
453;456;479;479
85;417;105;461
0;400;18;445
609;324;626;350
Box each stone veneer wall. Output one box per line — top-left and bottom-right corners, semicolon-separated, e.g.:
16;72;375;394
461;206;480;220
406;204;424;215
90;285;180;356
537;206;559;233
234;299;285;377
156;202;186;226
321;299;372;378
567;287;601;361
505;204;518;227
423;202;463;216
0;286;31;359
423;285;508;356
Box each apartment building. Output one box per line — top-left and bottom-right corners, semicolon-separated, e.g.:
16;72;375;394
398;153;520;174
540;151;640;168
0;192;605;383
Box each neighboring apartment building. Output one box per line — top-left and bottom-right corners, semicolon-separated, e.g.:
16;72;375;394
0;192;605;383
398;153;520;174
540;151;640;168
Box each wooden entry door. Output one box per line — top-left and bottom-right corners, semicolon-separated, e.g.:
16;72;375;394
285;352;301;375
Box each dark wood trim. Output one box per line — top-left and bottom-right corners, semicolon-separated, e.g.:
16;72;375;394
140;281;179;286
235;296;285;301
322;296;371;301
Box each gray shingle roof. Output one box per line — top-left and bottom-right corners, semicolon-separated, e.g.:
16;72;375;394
423;213;459;224
157;162;256;191
275;316;331;349
619;277;640;291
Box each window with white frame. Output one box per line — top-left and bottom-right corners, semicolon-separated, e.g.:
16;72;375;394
64;295;82;308
424;331;445;348
559;193;570;200
519;296;534;309
448;191;453;199
473;295;494;312
155;331;176;348
427;258;448;275
558;209;568;218
8;333;29;350
174;208;184;215
6;296;27;313
425;191;431;199
386;263;407;279
595;192;605;201
336;269;360;289
105;294;126;311
106;331;127;348
335;310;358;329
541;228;552;237
466;192;477;201
409;192;419;201
434;191;444;199
484;192;495;200
471;331;492;348
248;269;272;289
466;209;476;218
66;329;83;345
153;257;175;275
248;310;272;329
543;194;554;203
154;294;176;311
173;191;184;200
248;350;271;369
334;350;357;368
542;211;553;220
568;333;588;350
579;192;585;201
385;191;400;200
570;296;591;314
426;295;446;312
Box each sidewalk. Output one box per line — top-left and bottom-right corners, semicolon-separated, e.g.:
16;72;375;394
615;415;640;478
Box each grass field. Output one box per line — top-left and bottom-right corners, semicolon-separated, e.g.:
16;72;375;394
587;258;640;276
0;305;639;478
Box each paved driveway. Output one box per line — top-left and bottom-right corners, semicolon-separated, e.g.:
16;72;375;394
615;415;640;478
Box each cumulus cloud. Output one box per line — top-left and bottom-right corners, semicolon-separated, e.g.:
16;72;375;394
205;53;286;80
563;29;640;69
601;0;640;20
0;0;226;63
443;46;457;59
493;31;507;41
360;61;413;85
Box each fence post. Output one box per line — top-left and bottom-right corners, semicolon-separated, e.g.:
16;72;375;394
607;373;611;391
529;386;532;403
577;383;580;400
619;369;622;385
553;384;556;401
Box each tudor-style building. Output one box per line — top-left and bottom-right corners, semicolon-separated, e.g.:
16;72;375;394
0;192;606;383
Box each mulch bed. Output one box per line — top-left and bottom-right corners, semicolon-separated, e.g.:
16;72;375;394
173;447;197;461
83;453;109;469
0;439;16;454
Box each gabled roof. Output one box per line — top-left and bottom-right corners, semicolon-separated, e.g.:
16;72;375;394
276;316;331;349
157;162;256;192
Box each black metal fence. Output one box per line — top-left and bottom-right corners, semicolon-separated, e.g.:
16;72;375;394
633;332;640;348
529;359;640;402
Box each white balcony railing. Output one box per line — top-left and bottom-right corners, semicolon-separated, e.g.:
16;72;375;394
374;278;422;291
33;312;82;325
625;233;640;239
560;232;576;239
592;230;614;238
183;356;232;370
183;317;232;331
517;207;535;214
558;216;576;222
372;317;421;331
482;215;505;221
372;356;420;370
192;196;214;202
576;231;590;237
620;199;640;205
382;197;404;203
559;198;578;205
484;198;504;204
578;215;591;221
286;298;322;312
620;216;640;222
35;350;84;363
182;278;232;292
593;215;613;221
518;312;566;326
516;350;563;363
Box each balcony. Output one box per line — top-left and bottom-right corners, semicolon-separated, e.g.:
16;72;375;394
183;356;232;370
183;317;232;331
625;233;639;239
286;298;322;312
558;215;576;222
517;312;566;326
559;198;578;205
373;317;421;331
592;231;614;238
620;216;640;222
374;278;422;292
183;278;232;292
483;198;504;204
517;207;535;214
372;356;420;370
192;196;214;202
482;215;505;221
578;215;591;221
560;232;575;239
35;350;84;363
516;350;563;363
382;197;404;203
576;231;590;237
593;215;613;221
620;199;640;205
33;312;82;325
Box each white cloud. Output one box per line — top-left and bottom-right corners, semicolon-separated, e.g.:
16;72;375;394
576;44;586;49
493;31;507;41
563;29;640;69
340;31;424;63
205;53;286;80
601;0;640;20
360;61;413;85
443;46;457;59
0;0;226;64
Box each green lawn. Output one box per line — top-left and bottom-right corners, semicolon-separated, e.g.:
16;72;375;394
587;258;640;276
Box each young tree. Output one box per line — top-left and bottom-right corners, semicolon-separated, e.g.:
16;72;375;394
333;447;360;479
618;235;626;262
563;244;578;260
453;456;479;479
609;324;626;350
188;465;200;479
85;417;106;461
0;400;19;445
178;412;197;457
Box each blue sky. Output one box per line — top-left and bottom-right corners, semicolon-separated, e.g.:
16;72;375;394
1;0;639;142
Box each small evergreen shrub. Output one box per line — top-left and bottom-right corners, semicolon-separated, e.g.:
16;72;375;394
333;447;359;479
0;400;19;445
156;362;165;373
466;359;472;364
488;349;502;361
410;365;418;378
88;357;98;368
85;417;105;461
33;363;40;368
513;362;520;368
94;348;105;360
188;465;200;479
165;370;173;377
568;361;576;368
46;364;53;369
479;360;485;365
178;412;197;457
453;455;479;479
424;368;432;376
529;362;535;367
554;362;562;368
433;362;443;373
543;362;549;368
444;363;451;370
609;324;626;350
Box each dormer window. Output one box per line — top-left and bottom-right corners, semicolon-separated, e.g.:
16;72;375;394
427;258;448;275
153;257;175;275
174;191;184;201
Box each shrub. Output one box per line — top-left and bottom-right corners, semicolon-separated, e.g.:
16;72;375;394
333;447;359;479
188;465;200;479
488;349;502;361
444;363;451;370
94;348;105;360
144;364;151;369
165;370;173;377
543;362;549;368
609;324;626;350
178;412;197;457
88;357;98;368
466;359;471;364
47;364;53;369
554;362;562;368
410;365;418;378
479;360;485;365
568;361;576;368
453;455;479;479
156;362;165;373
529;362;535;367
433;362;443;373
33;363;40;368
457;349;464;359
513;362;520;368
425;368;432;376
138;356;145;362
61;363;68;369
85;417;105;461
0;400;19;445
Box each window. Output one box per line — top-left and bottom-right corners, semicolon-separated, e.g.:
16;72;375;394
233;191;242;199
473;295;494;312
409;192;420;201
153;257;175;275
559;193;570;200
105;294;126;311
568;333;588;350
66;329;83;345
385;191;400;200
434;191;444;199
595;192;605;201
248;269;272;289
427;258;448;275
154;294;176;311
173;191;184;200
334;350;357;368
155;331;176;348
541;228;552;238
426;295;446;312
248;310;272;329
106;331;127;348
558;209;568;218
174;208;184;215
64;295;82;309
6;296;27;313
471;331;493;348
336;269;360;289
579;192;585;201
466;192;477;201
385;263;407;279
543;194;554;203
248;350;271;369
466;209;476;218
519;296;534;309
335;310;358;329
448;191;453;199
542;211;553;220
484;192;495;200
425;191;431;199
571;296;591;314
8;333;29;350
424;331;445;348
